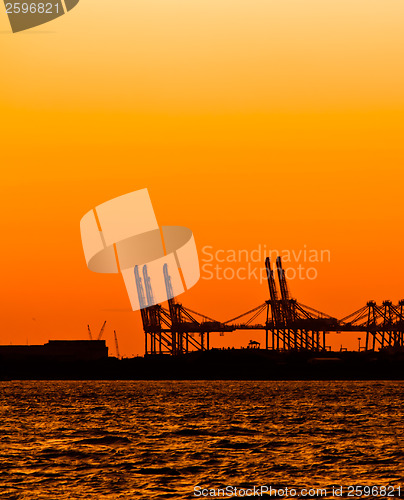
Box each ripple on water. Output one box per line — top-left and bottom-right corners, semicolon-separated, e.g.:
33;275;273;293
0;381;403;499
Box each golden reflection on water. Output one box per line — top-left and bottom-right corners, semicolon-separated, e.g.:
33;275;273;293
0;381;402;499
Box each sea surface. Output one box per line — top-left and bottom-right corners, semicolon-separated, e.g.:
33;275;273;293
0;381;403;499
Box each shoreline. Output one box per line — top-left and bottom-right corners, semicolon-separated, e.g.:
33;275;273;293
1;348;404;381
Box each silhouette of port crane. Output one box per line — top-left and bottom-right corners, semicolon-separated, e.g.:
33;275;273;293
339;300;404;351
136;257;404;355
223;257;339;351
135;264;234;355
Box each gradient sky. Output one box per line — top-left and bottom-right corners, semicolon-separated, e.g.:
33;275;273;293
1;0;404;356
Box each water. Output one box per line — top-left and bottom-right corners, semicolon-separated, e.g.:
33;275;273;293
0;381;403;499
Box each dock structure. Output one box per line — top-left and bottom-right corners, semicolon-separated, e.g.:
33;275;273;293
136;258;404;355
339;300;404;351
0;340;108;362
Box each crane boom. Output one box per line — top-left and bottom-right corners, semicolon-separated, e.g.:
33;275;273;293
265;257;279;302
143;265;155;307
276;256;290;301
142;264;161;329
97;320;107;340
114;330;120;359
163;263;181;326
265;257;281;325
163;263;174;300
134;265;147;309
276;256;295;323
134;265;150;328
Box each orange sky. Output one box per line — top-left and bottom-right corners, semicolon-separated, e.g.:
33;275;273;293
1;0;404;356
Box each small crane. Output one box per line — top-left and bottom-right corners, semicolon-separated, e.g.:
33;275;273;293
87;321;107;341
114;330;121;359
97;320;107;340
